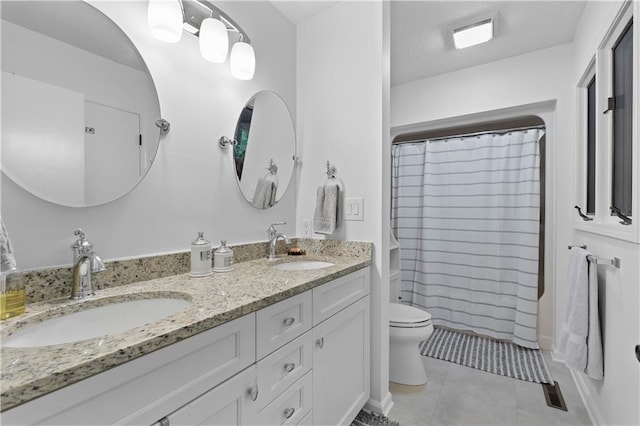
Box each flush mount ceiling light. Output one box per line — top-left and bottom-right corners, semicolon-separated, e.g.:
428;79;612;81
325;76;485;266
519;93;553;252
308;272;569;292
148;0;255;80
453;18;494;49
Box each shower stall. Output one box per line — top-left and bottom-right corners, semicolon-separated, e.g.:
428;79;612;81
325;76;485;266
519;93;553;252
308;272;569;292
391;122;545;349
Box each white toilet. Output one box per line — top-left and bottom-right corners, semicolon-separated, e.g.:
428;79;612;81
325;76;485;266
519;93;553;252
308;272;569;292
389;303;434;385
389;230;434;385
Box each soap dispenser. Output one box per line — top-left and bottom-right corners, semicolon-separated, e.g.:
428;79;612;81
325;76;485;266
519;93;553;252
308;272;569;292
213;241;234;272
190;232;212;277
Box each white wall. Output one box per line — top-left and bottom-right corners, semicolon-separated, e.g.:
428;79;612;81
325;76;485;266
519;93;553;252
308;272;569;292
567;2;640;425
392;43;575;351
0;0;297;269
296;1;392;414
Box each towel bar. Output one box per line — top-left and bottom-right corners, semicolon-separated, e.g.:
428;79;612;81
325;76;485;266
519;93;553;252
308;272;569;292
568;245;620;269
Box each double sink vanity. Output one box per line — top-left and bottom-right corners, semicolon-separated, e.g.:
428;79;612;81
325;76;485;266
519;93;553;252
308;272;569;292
0;240;372;425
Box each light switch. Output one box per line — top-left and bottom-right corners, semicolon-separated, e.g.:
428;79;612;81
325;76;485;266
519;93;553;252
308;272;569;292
345;198;364;221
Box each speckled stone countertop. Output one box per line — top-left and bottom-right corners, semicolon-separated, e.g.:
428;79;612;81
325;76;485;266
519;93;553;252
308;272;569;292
0;241;371;412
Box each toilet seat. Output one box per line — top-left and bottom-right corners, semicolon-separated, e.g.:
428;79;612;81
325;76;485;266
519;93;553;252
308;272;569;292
389;303;432;328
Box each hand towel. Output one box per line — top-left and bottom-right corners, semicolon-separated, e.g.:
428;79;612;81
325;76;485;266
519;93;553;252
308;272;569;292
557;247;589;371
585;257;603;379
1;218;17;273
251;178;277;209
557;247;603;379
313;183;342;234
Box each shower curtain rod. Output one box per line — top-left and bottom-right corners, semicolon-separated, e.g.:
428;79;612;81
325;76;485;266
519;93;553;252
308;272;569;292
392;124;546;145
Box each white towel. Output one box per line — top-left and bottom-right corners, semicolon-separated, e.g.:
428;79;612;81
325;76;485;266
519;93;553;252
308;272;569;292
251;178;277;209
557;247;603;379
313;183;342;234
1;218;17;274
585;256;603;379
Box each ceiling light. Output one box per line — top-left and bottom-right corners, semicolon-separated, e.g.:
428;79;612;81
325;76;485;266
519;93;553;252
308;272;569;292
199;17;229;63
453;18;493;49
147;0;183;43
230;39;255;80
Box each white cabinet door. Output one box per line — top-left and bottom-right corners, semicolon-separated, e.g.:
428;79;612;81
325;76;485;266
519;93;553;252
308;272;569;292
312;296;370;426
162;366;258;426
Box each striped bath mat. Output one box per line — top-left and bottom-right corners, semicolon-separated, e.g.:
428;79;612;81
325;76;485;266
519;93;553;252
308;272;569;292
420;328;554;384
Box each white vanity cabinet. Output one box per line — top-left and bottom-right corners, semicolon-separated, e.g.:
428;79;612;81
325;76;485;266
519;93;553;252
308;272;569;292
2;267;370;426
312;271;370;426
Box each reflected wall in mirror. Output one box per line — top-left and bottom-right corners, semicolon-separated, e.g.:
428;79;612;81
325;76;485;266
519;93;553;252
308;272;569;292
232;90;296;209
1;1;161;207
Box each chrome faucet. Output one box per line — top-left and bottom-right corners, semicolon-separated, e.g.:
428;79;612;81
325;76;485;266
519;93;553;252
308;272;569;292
70;229;106;300
267;222;290;260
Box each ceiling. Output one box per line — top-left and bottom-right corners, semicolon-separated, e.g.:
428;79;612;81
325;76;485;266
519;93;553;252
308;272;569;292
271;0;587;86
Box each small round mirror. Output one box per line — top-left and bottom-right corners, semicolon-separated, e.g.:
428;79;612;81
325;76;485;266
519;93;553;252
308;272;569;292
1;1;161;207
232;91;296;209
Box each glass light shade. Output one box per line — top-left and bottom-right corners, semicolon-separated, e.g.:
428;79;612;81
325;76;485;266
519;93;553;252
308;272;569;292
148;0;183;43
230;41;255;80
453;19;493;49
199;18;229;63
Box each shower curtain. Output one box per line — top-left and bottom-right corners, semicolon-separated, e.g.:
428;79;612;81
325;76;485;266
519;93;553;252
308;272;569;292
391;129;543;349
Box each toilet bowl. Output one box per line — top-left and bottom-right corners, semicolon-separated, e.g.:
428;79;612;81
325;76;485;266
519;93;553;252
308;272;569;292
389;303;433;386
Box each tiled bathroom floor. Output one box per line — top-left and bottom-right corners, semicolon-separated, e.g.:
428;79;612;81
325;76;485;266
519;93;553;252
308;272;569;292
388;352;591;426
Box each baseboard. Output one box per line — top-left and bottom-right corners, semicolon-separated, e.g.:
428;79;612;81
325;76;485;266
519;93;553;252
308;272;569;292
365;391;394;417
550;345;605;426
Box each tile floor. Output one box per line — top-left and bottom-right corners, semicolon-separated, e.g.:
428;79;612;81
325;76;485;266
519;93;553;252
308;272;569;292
388;353;591;426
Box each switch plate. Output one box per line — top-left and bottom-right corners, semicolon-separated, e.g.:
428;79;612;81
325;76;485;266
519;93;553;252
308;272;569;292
345;198;364;221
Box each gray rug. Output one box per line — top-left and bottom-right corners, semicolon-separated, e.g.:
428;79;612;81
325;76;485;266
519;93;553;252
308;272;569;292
420;327;554;384
351;410;400;426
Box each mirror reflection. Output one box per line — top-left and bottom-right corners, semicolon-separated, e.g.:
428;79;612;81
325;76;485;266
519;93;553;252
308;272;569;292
1;1;161;207
232;91;295;209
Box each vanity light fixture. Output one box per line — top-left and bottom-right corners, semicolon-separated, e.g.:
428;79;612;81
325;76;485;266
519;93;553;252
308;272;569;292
199;16;228;63
453;18;494;49
147;0;183;43
230;35;256;80
148;0;255;79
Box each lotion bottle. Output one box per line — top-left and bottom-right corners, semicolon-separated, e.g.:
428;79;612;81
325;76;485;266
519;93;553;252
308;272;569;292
190;232;212;277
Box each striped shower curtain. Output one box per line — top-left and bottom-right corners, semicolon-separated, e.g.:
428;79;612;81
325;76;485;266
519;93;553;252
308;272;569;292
391;129;543;349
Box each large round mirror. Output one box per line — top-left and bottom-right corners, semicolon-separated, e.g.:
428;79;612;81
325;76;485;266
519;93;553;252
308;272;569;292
1;1;161;207
232;91;296;209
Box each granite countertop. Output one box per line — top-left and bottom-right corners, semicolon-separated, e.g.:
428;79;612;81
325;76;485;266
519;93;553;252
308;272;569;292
0;251;371;412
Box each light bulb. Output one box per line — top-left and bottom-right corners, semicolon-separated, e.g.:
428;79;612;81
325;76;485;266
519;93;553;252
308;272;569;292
230;41;255;80
199;18;229;63
148;0;183;43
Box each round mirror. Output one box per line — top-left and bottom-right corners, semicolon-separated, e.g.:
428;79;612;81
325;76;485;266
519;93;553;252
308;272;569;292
1;1;161;207
232;91;296;209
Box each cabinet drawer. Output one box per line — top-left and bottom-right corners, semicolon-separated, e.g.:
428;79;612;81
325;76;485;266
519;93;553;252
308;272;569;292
312;267;369;326
251;371;312;426
256;291;312;359
256;330;313;410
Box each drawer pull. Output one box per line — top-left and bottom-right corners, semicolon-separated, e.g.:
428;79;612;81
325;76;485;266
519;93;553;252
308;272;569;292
316;337;324;349
247;384;259;402
284;408;295;419
284;362;295;373
283;317;295;326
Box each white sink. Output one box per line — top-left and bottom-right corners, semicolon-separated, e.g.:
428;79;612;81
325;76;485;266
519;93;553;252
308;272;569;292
2;297;191;348
272;261;334;271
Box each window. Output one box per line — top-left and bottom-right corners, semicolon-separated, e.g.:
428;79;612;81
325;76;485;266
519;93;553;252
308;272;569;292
586;76;596;215
575;2;636;240
611;21;633;217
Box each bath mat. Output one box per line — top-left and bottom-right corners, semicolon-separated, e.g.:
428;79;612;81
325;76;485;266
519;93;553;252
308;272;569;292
351;410;401;426
420;327;553;384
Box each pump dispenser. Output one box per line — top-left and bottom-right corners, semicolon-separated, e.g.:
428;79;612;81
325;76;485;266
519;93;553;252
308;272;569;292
213;240;234;272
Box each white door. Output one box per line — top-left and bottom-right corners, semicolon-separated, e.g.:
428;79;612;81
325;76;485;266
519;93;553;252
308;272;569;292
312;296;370;426
84;101;140;205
